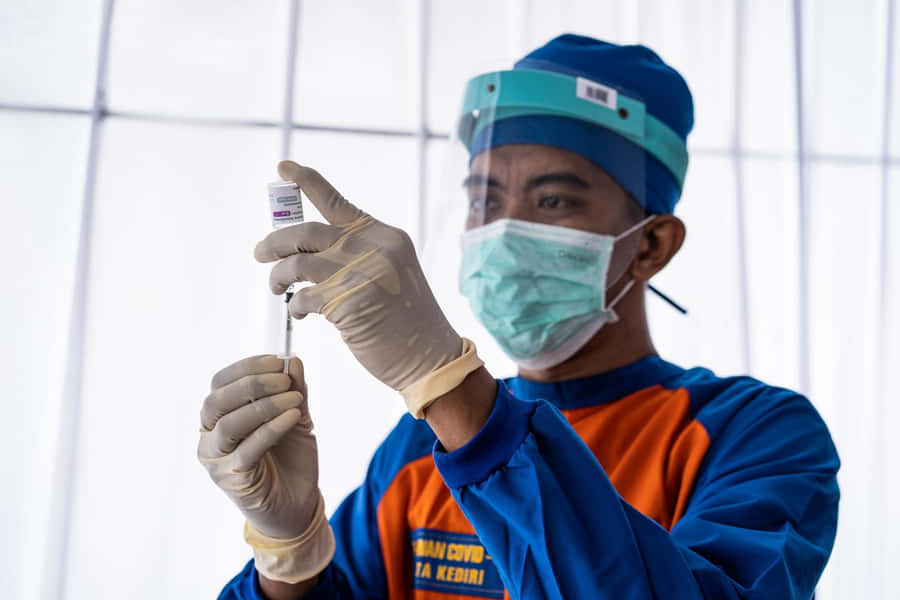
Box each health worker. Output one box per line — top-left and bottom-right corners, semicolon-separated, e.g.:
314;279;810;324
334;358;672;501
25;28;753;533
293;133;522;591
199;34;840;600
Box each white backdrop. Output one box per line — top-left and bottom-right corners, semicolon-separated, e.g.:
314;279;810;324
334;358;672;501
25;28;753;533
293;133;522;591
1;1;897;598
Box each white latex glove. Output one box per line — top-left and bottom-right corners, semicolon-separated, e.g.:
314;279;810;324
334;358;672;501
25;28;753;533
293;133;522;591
255;161;482;417
197;354;334;583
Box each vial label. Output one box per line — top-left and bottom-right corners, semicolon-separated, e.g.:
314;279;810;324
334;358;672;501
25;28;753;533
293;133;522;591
268;181;305;228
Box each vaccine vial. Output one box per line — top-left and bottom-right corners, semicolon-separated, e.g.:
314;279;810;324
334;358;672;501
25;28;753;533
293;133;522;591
268;180;304;229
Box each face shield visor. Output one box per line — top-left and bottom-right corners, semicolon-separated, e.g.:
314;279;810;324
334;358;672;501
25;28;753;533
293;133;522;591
423;63;688;372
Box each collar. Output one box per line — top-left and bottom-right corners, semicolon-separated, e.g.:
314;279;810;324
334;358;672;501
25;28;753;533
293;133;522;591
504;355;684;411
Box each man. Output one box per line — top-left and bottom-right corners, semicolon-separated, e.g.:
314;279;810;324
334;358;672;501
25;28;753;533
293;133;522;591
199;35;839;599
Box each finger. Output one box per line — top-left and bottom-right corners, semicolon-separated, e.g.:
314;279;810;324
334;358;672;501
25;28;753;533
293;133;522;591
288;356;306;396
278;161;364;226
254;221;345;264
210;354;284;390
286;268;376;320
201;372;292;431
287;286;327;320
210;391;304;456
284;355;306;394
232;408;303;472
268;253;345;295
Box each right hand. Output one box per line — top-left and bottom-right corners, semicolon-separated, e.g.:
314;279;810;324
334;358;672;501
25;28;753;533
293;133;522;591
197;354;320;540
254;162;464;396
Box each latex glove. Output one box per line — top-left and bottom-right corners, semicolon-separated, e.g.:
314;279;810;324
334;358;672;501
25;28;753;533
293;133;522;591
197;354;334;583
255;161;483;417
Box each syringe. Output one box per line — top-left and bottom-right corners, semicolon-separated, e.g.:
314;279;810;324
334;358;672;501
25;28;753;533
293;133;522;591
267;179;305;358
282;290;294;358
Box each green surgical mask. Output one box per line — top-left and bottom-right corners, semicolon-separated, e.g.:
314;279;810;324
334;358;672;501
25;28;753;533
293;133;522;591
459;216;653;369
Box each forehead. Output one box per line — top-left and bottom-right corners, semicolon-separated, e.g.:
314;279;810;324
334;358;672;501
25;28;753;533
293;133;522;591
470;143;590;169
468;144;624;194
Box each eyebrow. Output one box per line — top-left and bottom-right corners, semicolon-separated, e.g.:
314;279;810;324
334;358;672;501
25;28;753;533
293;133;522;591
461;171;591;191
524;171;591;191
461;174;504;189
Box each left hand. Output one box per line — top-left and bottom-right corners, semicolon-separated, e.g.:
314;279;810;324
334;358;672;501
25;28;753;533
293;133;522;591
255;161;463;393
197;354;322;541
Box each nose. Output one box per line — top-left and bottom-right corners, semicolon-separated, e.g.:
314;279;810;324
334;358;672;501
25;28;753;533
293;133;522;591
498;200;530;221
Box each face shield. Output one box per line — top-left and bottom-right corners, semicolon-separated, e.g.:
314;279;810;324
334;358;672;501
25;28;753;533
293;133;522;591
423;63;687;372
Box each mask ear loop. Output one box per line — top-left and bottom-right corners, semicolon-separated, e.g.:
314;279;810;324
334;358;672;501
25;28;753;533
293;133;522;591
611;214;689;316
603;215;656;302
613;214;657;242
604;278;636;316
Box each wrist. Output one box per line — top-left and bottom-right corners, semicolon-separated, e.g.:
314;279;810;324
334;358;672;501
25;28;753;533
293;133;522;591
424;366;497;452
244;491;335;586
401;337;484;418
257;570;320;600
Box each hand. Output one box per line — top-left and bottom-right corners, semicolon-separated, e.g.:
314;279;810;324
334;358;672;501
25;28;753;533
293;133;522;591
197;354;320;540
254;161;464;394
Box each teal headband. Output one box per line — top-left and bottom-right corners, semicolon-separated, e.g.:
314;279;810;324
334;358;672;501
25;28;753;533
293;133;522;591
457;69;689;190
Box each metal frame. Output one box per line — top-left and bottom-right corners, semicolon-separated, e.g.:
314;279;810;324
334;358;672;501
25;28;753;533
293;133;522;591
5;99;898;164
415;0;431;252
733;0;752;374
41;1;115;598
0;0;892;596
792;0;811;397
872;1;896;596
281;0;301;161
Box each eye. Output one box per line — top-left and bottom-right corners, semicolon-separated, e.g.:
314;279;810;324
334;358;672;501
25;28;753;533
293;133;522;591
538;195;572;210
469;196;502;214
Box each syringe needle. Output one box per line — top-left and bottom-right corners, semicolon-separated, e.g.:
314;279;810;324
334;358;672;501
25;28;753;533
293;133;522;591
283;291;294;357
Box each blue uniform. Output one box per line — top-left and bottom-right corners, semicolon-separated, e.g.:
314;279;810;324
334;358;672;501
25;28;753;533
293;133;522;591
219;355;840;599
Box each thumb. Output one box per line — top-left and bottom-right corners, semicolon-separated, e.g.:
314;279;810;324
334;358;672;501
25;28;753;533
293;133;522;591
278;160;365;226
285;355;307;395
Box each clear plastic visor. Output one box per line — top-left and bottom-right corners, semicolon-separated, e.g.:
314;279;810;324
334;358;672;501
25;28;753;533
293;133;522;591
422;66;654;373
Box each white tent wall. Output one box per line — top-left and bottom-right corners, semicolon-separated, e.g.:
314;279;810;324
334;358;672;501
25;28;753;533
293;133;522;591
0;0;896;598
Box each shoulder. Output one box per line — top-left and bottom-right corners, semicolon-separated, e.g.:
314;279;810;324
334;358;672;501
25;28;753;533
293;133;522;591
663;365;813;432
662;364;839;476
365;413;437;497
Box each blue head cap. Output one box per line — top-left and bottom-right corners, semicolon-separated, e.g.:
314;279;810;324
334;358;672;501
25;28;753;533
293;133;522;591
469;34;694;214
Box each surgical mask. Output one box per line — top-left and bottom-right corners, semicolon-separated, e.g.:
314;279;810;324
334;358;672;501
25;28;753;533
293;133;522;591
458;216;654;370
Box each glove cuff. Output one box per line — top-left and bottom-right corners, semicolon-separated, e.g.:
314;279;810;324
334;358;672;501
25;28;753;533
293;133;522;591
243;491;336;584
401;337;484;419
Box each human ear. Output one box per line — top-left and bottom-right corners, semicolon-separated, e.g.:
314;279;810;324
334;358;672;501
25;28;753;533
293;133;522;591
630;215;686;281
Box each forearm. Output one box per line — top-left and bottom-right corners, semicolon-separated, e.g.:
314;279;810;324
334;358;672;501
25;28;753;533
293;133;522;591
423;366;497;452
257;572;320;600
430;385;839;599
430;388;645;598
